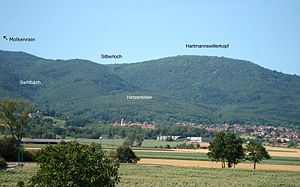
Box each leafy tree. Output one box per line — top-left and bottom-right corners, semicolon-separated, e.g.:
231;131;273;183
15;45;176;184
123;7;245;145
207;132;226;167
245;141;271;169
124;133;144;147
30;141;119;187
288;141;299;148
207;132;244;168
116;145;139;163
224;133;244;168
0;97;35;164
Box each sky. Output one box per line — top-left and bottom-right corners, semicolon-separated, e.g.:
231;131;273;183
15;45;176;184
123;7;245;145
1;0;300;75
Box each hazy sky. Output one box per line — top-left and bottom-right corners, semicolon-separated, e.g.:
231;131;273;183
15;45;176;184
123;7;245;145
1;0;300;75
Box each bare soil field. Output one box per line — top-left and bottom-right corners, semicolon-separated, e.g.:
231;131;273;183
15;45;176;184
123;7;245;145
138;158;300;172
264;146;300;157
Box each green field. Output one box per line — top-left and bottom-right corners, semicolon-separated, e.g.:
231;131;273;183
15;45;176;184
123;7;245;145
1;164;300;187
69;138;181;148
135;151;300;166
23;138;182;151
135;151;208;161
22;138;181;149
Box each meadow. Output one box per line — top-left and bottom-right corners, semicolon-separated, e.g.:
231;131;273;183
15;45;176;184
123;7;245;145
1;164;300;187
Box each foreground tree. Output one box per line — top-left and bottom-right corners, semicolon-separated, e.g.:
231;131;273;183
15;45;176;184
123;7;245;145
0;97;35;164
207;132;244;168
30;141;120;187
245;141;271;169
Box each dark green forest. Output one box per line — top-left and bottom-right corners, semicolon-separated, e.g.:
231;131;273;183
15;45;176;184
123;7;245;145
0;50;300;127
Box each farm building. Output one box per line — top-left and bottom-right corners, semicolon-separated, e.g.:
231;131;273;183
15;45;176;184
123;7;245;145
186;137;212;142
157;136;212;142
21;138;69;144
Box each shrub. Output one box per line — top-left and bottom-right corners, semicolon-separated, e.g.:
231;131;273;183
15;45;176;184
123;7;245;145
30;141;120;187
116;145;140;163
0;136;40;162
176;142;194;149
0;136;17;161
0;157;7;169
165;137;173;142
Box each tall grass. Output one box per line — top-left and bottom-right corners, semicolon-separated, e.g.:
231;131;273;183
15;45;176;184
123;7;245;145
1;164;299;187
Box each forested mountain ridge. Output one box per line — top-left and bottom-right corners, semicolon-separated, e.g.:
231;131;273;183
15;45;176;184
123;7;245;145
0;50;299;126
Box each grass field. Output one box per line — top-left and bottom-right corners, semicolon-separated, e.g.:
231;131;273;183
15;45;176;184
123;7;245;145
1;164;300;187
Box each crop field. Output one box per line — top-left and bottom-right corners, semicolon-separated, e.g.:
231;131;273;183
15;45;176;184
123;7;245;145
134;150;300;166
139;158;300;172
1;164;300;187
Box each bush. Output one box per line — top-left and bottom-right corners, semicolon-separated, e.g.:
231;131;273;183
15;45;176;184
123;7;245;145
176;142;194;149
165;137;173;142
0;157;7;169
116;145;140;163
24;150;42;162
30;141;120;187
0;136;40;162
0;136;17;161
164;144;171;149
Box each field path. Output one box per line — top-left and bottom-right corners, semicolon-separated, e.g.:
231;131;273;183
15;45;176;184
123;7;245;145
138;158;300;172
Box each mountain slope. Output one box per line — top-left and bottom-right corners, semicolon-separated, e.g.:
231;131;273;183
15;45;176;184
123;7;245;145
109;56;300;125
0;50;299;126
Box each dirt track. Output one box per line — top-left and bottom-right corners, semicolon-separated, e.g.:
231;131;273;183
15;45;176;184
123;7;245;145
138;158;300;172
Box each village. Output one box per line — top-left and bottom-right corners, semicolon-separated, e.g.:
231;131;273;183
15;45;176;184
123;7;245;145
112;119;300;146
198;123;300;145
